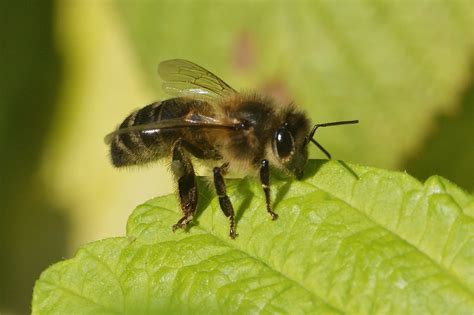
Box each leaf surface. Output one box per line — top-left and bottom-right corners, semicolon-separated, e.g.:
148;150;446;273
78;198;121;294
33;160;474;314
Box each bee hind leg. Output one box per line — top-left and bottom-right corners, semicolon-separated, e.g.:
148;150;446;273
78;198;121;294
260;159;278;220
170;139;197;232
213;162;237;239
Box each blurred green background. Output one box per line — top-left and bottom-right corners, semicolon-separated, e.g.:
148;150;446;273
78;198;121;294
1;1;473;314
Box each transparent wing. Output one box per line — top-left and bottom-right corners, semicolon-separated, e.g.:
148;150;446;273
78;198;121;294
158;59;237;101
104;113;237;144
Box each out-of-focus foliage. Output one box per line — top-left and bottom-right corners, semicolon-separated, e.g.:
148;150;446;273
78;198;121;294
33;161;474;314
0;1;66;314
2;1;474;314
117;0;474;173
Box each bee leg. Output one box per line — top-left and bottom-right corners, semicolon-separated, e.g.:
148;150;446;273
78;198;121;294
213;162;237;239
170;139;197;232
260;159;278;220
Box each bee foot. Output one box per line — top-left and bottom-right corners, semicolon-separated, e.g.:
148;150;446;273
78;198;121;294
172;214;194;232
172;222;186;232
270;212;279;220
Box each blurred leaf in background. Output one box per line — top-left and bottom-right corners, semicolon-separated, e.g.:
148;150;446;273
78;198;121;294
2;0;474;314
0;1;67;314
42;0;174;250
116;0;474;173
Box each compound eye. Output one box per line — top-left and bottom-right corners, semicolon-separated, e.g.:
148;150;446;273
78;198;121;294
275;128;294;159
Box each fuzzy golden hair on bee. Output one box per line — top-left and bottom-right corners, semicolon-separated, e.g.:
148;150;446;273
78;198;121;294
105;59;359;238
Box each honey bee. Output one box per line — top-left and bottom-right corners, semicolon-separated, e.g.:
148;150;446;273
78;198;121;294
105;59;358;238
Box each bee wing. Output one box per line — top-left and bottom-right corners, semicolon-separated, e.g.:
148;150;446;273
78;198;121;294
104;113;237;145
158;59;237;101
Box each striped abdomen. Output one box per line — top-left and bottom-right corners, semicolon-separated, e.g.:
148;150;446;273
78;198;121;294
110;98;204;167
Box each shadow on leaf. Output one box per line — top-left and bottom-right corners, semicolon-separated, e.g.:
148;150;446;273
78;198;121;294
403;63;474;192
235;178;255;225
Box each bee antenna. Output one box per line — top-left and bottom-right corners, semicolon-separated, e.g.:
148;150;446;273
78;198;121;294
304;119;359;159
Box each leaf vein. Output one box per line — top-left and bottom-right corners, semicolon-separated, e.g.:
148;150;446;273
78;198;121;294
306;180;474;297
191;223;346;314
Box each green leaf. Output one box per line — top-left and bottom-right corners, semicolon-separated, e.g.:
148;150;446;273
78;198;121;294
33;160;474;314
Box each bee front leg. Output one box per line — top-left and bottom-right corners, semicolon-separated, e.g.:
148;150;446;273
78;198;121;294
213;162;237;239
171;139;197;232
259;159;278;220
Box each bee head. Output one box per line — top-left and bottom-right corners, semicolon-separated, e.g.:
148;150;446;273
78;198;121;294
272;110;310;180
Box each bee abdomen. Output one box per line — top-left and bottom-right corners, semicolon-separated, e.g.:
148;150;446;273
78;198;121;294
109;98;211;167
110;102;167;167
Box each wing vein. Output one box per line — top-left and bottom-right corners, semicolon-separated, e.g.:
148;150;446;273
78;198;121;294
158;59;237;101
